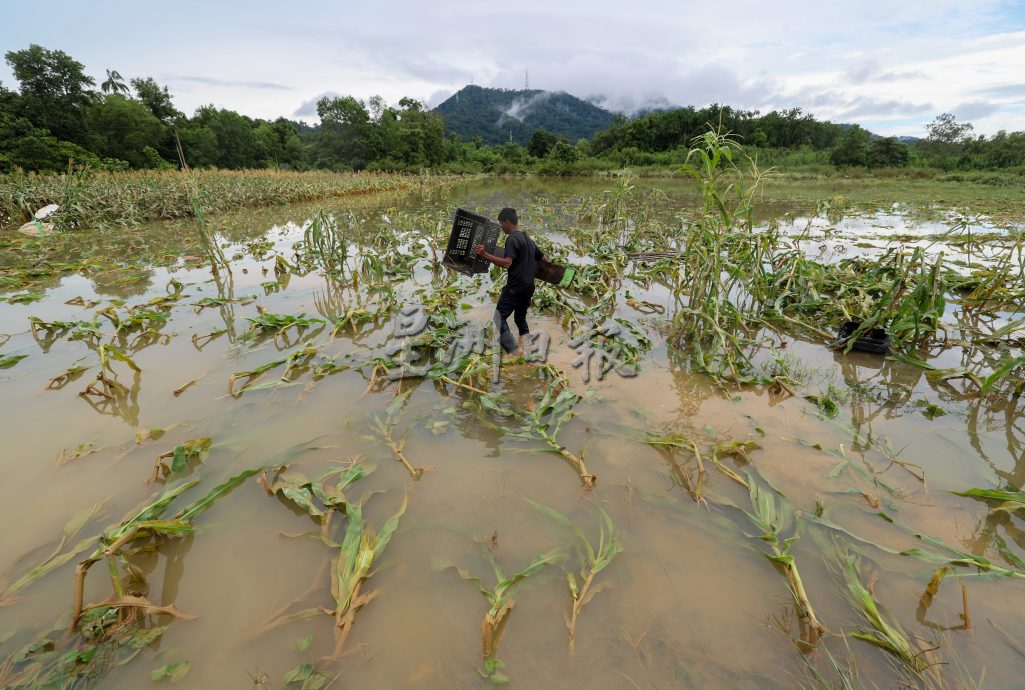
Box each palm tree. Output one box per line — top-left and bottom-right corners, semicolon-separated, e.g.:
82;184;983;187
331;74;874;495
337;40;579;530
101;69;130;95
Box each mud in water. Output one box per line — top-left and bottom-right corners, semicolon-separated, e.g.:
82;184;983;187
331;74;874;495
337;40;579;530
2;177;1025;688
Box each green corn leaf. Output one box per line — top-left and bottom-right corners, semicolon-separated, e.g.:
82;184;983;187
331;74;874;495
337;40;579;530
373;493;408;560
952;487;1025;506
151;660;190;683
175;467;266;522
494;548;563;601
0;353;28;369
110;481;199;542
980;355;1025;393
527;500;594;565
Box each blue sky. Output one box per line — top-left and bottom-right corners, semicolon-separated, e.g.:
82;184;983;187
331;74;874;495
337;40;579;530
2;0;1024;136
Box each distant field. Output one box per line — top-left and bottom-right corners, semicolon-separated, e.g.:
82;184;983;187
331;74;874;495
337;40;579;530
0;168;459;231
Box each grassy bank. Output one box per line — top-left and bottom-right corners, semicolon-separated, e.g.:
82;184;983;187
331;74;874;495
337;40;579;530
0;168;460;231
435;146;1025;185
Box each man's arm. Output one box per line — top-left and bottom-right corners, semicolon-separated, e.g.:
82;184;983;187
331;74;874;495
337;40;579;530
475;243;512;268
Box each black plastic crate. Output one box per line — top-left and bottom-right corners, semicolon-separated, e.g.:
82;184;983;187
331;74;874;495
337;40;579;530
443;208;502;276
443;208;576;286
836;321;890;354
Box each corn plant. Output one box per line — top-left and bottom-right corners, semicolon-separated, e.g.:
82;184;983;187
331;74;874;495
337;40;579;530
441;538;563;684
300;211;348;277
810;506;1025;580
0;501;106;603
669;129;777;384
528;501;622;654
365;389;426;480
252;461;406;661
713;472;826;648
70;466;267;632
841;551;927;673
260;459;373;546
1;168;455;231
952;485;1025;515
243;309;325;344
149;437;212;483
326;495;407;659
228;343;320;396
496;381;596;488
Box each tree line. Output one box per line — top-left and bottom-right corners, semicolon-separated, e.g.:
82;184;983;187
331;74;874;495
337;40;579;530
0;45;452;174
1;44;1022;176
591;105;1024;172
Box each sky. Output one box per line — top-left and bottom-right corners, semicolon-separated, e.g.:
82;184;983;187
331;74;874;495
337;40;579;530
2;0;1025;137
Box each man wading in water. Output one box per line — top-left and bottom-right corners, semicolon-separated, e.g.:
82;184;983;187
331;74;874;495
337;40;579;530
475;207;543;354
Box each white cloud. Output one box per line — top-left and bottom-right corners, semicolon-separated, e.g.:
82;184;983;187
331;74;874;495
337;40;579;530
2;1;1023;134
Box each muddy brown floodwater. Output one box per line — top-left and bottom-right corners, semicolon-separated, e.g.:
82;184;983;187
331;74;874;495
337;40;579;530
2;177;1025;689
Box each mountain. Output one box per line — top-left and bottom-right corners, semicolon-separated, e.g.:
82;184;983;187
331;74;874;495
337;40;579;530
434;85;615;146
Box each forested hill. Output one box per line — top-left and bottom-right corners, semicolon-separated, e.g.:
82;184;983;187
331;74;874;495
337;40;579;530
434;85;615;146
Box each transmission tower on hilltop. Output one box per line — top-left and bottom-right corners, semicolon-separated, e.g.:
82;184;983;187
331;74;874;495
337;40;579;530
525;68;529;90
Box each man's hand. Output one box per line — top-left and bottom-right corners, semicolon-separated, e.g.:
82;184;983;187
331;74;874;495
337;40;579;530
475;243;486;257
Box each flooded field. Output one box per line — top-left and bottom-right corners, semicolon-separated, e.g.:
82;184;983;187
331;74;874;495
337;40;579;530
2;168;1025;689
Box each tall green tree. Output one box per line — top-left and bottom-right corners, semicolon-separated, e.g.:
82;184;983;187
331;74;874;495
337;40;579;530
924;112;974;169
528;129;559;157
394;98;444;167
868;137;910;168
927;113;974;147
86;94;166;168
187;106;263;169
130;77;182;123
0;109;103;172
254;118;305;168
314;95;372;169
4;44;96;143
829;125;871;167
101;69;129;95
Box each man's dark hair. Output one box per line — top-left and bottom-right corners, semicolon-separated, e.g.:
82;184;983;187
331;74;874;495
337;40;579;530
497;208;518;225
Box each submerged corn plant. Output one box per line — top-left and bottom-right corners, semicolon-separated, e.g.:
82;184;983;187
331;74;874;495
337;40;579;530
646;432;708;502
712;472;826;648
76;343;142;425
0;468;272;686
148;436;212;483
325;495;407;658
528;501;622;654
491;380;596;488
70;467;268;631
254;459;407;660
439;536;563;684
252;467;403;656
260;459;373;547
364;388;427;480
227;343;320;396
0;614;173;688
841;551;928;674
243;309;325;345
0;501;106;604
952;485;1025;515
804;511;1025;580
644;430;754;503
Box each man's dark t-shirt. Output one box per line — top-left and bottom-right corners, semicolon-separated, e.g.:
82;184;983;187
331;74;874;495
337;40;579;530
502;230;543;292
